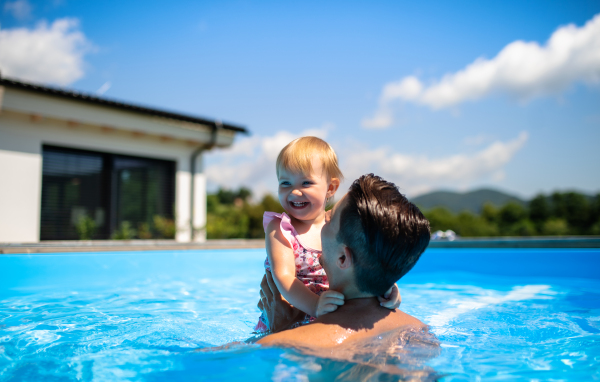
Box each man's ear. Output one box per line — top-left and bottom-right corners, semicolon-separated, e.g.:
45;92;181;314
327;178;340;198
337;246;354;269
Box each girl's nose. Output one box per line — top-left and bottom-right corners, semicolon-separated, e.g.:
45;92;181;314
291;189;303;196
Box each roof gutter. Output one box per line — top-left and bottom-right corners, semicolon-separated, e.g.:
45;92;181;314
189;122;220;241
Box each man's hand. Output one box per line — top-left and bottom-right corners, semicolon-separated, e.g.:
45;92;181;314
378;283;401;310
258;271;306;333
315;290;345;317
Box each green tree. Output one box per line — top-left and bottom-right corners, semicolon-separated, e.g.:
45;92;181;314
481;203;499;225
562;192;590;234
506;219;537;236
206;187;600;239
207;194;220;213
529;194;549;227
261;194;284;213
237;187;252;202
216;188;237;205
206;188;286;239
424;207;459;233
542;218;569;236
498;202;527;235
455;211;498;236
590;194;600;235
551;192;567;219
207;207;250;239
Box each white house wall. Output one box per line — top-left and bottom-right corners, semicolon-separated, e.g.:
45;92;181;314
0;147;42;243
0;111;209;243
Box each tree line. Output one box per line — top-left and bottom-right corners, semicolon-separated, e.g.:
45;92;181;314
206;188;600;239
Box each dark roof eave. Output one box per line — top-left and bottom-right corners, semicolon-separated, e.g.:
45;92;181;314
0;77;248;134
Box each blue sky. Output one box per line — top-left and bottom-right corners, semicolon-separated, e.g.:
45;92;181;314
1;0;599;199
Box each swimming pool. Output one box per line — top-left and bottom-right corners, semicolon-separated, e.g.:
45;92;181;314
1;248;598;381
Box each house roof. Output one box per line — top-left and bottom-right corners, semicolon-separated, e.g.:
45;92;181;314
0;76;248;134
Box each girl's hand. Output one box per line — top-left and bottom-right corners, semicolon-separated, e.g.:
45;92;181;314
315;290;345;317
378;283;401;310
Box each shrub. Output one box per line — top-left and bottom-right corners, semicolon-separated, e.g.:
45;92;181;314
153;215;176;239
111;221;137;240
75;215;97;240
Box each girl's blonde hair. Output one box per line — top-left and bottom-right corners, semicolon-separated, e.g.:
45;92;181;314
276;136;344;181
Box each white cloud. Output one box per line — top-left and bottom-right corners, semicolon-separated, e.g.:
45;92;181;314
363;13;600;128
206;128;527;198
0;18;93;86
339;132;528;196
3;0;32;20
204;124;332;198
463;133;493;146
96;81;111;95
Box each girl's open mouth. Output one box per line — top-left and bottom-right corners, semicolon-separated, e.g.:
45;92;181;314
289;201;309;209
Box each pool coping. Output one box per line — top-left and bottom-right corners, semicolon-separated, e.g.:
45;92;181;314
1;236;600;254
0;239;266;254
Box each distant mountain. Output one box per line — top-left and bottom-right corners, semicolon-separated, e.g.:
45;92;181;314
411;188;526;214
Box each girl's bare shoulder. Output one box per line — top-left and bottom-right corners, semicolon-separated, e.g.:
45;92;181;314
265;217;293;250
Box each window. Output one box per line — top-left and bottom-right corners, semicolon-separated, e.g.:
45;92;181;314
41;146;175;240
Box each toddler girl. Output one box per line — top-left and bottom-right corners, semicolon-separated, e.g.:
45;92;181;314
255;136;400;333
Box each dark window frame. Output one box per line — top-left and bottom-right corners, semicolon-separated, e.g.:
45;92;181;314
41;145;176;240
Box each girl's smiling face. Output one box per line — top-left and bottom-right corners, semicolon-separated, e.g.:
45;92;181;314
278;158;339;222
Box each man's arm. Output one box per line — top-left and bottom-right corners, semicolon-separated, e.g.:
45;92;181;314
257;271;306;334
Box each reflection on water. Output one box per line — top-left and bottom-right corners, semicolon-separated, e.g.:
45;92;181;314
0;281;443;381
279;326;442;381
203;327;442;381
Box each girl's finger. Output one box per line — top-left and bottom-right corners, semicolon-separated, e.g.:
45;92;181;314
389;284;399;299
323;304;339;313
324;290;345;300
327;297;345;305
383;289;392;299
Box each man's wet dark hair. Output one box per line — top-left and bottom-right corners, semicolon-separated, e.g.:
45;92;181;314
337;174;431;296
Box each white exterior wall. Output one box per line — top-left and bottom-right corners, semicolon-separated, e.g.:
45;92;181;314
0;148;42;243
0;87;237;243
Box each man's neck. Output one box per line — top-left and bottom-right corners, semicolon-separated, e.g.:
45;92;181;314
329;283;373;301
313;295;393;332
335;296;379;309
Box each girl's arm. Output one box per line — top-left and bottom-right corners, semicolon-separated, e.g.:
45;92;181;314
265;219;343;317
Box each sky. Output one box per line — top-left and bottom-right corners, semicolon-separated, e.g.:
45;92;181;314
1;0;599;200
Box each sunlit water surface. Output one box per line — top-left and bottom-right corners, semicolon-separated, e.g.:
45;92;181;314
1;248;599;381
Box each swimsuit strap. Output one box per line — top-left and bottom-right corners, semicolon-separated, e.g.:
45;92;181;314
263;211;297;248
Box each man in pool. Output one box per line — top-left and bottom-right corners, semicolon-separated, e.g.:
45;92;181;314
256;174;431;348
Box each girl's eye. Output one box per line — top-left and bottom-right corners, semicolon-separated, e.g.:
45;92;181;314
280;182;290;186
303;181;312;186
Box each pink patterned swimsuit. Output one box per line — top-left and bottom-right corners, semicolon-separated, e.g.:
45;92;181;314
254;211;329;333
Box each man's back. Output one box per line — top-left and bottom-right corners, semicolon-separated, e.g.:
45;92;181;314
257;297;425;348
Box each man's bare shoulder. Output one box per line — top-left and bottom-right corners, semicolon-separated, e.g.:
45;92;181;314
256;322;344;348
380;308;426;329
257;308;425;348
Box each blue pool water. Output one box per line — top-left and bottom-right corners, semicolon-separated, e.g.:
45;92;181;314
1;248;599;381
